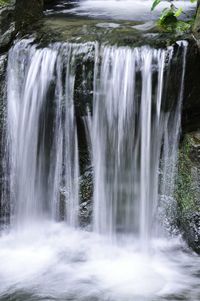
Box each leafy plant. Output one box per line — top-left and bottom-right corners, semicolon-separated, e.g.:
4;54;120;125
151;0;196;32
151;0;196;12
0;0;9;7
151;0;161;11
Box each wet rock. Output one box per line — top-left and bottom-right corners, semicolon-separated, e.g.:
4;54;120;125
79;167;93;227
0;0;45;50
0;1;15;50
182;40;200;132
0;53;9;223
179;211;200;254
176;133;200;254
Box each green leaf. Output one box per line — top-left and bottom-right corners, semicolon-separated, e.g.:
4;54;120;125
158;8;177;27
151;0;161;11
159;8;174;22
190;0;197;3
174;7;183;17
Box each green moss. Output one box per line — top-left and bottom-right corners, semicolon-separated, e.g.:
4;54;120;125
175;136;200;213
0;0;10;7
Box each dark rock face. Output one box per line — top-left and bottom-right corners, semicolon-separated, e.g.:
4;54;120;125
0;0;45;50
15;0;43;26
182;41;200;133
79;167;93;227
0;53;9;226
0;1;15;50
179;211;200;254
44;0;55;4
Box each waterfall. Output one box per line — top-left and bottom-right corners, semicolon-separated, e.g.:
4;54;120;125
1;39;200;301
2;39;187;243
91;43;187;247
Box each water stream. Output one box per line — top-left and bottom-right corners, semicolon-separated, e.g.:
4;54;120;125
45;0;196;21
0;38;200;300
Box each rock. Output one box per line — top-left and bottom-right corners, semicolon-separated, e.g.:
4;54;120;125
180;211;200;254
15;0;43;27
0;0;45;50
193;0;200;33
79;167;93;227
0;1;16;50
0;53;9;224
176;133;200;254
182;40;200;132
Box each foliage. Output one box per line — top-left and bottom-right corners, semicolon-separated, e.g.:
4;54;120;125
0;0;9;7
151;0;197;32
151;0;161;11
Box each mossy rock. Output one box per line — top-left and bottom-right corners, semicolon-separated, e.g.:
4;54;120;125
176;133;200;253
0;0;13;7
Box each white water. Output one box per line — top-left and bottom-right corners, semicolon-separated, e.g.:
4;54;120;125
90;44;187;247
6;40;80;227
0;222;200;301
0;39;199;300
45;0;196;21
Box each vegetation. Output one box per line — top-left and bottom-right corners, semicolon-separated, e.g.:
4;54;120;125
151;0;197;32
0;0;9;6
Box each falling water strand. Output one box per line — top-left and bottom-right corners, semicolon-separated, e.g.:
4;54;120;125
161;41;188;198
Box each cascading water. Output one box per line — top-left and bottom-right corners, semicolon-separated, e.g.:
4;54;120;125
91;46;169;243
6;39;80;227
90;44;188;247
0;39;200;301
5;40;183;238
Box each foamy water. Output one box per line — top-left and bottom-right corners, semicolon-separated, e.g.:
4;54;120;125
0;223;199;301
